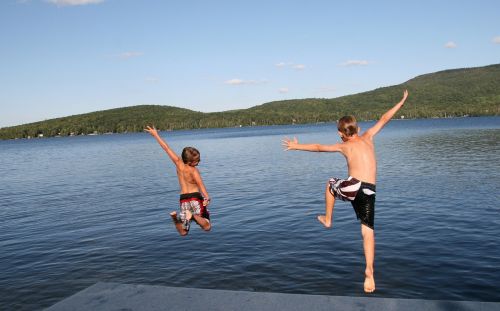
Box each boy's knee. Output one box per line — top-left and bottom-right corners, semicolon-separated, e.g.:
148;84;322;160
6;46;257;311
361;224;374;236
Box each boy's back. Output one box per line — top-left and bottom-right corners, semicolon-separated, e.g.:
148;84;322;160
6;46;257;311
177;164;204;194
339;134;377;184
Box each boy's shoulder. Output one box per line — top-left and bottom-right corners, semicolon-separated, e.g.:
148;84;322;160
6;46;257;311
360;131;375;141
345;135;373;148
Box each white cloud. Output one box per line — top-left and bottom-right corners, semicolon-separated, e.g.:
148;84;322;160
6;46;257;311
225;79;244;85
224;78;267;85
275;62;306;70
118;51;143;59
444;41;457;48
278;87;289;94
340;60;369;67
492;36;500;44
292;64;305;70
47;0;104;6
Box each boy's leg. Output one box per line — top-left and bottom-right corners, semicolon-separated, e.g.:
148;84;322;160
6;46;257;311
318;182;335;228
170;211;188;236
192;214;211;231
361;224;375;293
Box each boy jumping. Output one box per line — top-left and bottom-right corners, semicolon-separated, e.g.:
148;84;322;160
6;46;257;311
282;90;409;293
145;126;211;236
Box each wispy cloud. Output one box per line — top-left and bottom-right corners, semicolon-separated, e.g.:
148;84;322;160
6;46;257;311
278;87;289;94
339;60;369;67
444;41;457;48
47;0;104;6
492;36;500;44
224;78;267;85
292;64;305;70
275;62;306;70
117;51;143;59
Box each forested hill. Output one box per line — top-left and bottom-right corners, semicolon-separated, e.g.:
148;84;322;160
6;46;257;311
1;63;499;140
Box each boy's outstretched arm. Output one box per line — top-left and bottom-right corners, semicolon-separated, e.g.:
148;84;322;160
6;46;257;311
365;90;409;138
282;137;342;152
144;125;182;165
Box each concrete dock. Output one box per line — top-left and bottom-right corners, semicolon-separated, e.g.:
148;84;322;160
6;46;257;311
45;282;500;311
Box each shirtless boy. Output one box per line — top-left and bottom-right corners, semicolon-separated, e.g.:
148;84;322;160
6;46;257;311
145;126;211;236
282;90;409;293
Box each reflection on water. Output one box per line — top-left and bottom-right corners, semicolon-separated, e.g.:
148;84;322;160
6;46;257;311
0;117;499;310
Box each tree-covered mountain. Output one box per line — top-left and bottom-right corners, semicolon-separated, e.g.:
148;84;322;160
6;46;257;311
1;64;499;140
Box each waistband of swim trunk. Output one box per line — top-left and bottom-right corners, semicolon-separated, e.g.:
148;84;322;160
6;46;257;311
347;176;375;189
360;182;376;191
179;192;204;201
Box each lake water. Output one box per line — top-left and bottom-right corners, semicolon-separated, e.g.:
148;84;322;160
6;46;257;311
1;117;499;310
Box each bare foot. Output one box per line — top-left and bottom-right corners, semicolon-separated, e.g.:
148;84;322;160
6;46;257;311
317;215;332;228
364;272;376;293
170;211;179;223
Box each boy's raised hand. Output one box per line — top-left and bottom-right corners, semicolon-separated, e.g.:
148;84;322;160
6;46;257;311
400;89;409;105
144;125;158;136
282;136;298;150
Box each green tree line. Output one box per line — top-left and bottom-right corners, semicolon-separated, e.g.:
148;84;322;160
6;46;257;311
1;64;499;140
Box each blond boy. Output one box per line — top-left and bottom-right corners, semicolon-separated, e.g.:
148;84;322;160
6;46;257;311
145;126;211;236
282;90;409;293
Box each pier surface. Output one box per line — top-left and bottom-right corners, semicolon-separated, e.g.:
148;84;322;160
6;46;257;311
45;282;500;311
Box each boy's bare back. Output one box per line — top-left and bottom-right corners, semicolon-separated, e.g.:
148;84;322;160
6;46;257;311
339;134;377;184
176;164;205;194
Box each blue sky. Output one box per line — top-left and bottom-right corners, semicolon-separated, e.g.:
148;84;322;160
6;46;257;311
1;0;499;128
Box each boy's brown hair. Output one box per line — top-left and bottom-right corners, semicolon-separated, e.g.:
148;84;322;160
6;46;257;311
337;116;359;137
181;147;200;164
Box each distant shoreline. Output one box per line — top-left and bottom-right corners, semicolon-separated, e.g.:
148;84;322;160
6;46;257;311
3;115;498;141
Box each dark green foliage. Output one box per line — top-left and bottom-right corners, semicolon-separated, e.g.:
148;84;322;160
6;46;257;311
1;64;499;139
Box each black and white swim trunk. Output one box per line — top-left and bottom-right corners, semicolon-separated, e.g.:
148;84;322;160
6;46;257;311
329;176;376;229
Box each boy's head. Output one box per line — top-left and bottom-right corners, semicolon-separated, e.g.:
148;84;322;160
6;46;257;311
337;116;359;141
182;147;201;166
